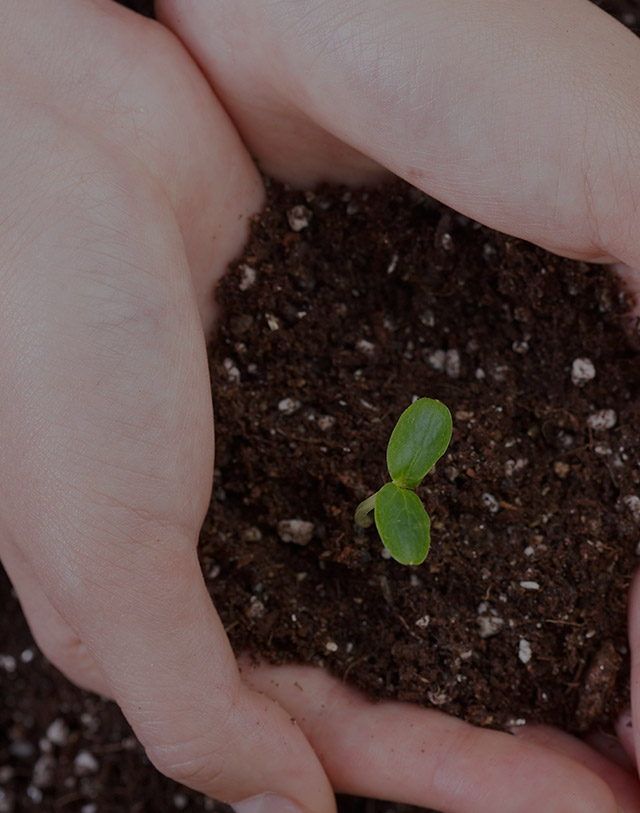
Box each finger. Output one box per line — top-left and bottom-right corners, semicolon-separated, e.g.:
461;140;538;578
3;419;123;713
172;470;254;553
627;568;640;781
240;660;621;813
0;537;111;697
159;0;640;268
616;710;636;767
64;547;335;812
512;724;640;812
584;730;636;775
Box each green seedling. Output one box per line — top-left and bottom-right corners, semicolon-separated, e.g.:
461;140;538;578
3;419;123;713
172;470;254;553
355;398;452;565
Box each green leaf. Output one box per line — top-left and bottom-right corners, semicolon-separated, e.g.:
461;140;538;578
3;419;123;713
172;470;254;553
374;482;431;565
386;398;452;489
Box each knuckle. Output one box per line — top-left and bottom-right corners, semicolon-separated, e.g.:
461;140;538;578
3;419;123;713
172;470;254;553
145;739;227;792
140;685;239;794
33;622;100;690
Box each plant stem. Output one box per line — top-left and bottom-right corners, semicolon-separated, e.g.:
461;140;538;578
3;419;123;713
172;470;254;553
354;492;378;528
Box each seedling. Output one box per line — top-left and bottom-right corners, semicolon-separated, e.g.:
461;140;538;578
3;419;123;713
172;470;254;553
354;398;452;565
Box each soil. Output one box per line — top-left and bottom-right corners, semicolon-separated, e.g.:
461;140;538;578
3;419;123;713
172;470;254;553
2;2;640;813
206;177;640;737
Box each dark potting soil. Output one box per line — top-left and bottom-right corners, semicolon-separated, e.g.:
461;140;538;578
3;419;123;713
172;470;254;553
205;179;640;739
2;2;640;812
2;167;640;813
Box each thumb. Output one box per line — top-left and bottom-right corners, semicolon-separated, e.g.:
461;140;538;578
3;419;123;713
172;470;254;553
627;567;640;782
2;536;334;812
55;542;335;812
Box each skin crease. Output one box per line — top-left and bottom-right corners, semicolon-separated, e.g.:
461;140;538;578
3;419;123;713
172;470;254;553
0;0;638;811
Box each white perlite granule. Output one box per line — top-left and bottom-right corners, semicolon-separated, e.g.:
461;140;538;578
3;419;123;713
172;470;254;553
278;397;301;415
238;264;256;291
505;458;528;477
74;750;99;777
518;639;532;664
445;349;461;378
46;719;69;747
287;205;312;232
223;358;241;384
427;349;445;371
623;495;640;525
587;409;617;431
482;493;500;513
571;357;596;385
356;338;376;356
476;602;504;639
277;519;314;546
317;414;336;431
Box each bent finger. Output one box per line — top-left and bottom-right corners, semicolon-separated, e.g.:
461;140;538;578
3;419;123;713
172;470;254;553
512;724;640;812
615;709;636;768
626;567;640;780
241;660;621;813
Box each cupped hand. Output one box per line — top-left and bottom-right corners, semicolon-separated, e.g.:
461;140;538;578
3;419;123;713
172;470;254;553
1;0;638;812
0;1;336;810
152;0;640;808
2;2;597;812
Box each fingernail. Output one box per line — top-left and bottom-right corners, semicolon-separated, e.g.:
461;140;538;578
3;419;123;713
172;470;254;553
232;793;305;813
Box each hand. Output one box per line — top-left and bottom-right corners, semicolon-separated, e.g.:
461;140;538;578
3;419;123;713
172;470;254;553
156;0;640;272
3;3;585;812
150;0;640;808
0;1;338;810
0;2;637;813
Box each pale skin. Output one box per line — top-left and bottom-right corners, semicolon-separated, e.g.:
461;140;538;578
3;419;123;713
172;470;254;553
1;0;640;811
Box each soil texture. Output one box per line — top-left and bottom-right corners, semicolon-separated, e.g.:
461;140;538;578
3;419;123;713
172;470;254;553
205;179;640;738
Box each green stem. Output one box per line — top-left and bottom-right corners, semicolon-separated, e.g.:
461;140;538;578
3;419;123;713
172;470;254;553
354;492;378;528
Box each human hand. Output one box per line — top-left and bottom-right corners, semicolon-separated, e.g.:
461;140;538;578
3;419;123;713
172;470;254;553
3;2;597;812
156;0;640;274
0;1;340;810
1;0;638;811
148;0;640;809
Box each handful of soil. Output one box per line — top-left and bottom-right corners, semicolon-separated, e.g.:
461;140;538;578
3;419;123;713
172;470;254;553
204;178;640;736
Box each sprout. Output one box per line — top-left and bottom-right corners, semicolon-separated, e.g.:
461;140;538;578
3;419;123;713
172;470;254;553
354;398;452;565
